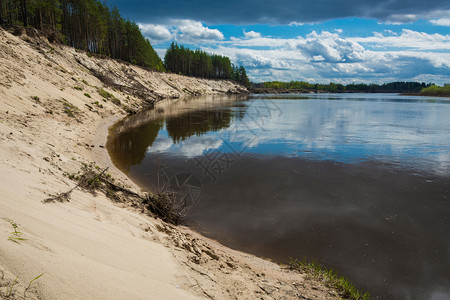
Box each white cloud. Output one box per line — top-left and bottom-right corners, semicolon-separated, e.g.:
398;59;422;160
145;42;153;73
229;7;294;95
350;29;450;51
430;18;450;26
289;31;366;63
243;30;261;39
174;20;224;42
138;19;224;44
383;14;418;25
139;20;449;85
138;23;172;42
289;22;304;26
155;48;167;61
313;55;325;62
227;36;288;47
205;29;450;84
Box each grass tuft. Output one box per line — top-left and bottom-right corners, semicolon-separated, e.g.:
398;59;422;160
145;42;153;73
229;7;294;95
289;258;371;300
7;275;19;297
60;99;79;118
24;273;45;297
1;218;27;244
44;163;187;225
92;101;103;108
98;88;121;106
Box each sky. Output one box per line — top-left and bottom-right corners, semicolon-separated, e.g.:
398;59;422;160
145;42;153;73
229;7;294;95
106;0;450;84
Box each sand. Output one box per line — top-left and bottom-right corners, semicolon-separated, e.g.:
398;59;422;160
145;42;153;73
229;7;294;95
0;27;339;299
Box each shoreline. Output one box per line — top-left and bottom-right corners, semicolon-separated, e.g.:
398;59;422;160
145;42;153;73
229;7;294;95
0;27;342;299
251;88;450;97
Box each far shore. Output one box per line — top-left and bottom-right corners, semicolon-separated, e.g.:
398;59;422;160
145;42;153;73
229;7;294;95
250;87;450;96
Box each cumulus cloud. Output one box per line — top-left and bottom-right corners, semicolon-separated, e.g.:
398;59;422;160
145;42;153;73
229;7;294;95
243;30;261;39
138;24;172;42
430;18;450;26
139;19;224;44
289;31;366;63
106;0;450;25
350;29;450;50
203;29;449;84
203;46;294;70
174;20;224;42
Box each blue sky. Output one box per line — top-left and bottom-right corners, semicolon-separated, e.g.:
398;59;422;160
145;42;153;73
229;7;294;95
106;0;450;84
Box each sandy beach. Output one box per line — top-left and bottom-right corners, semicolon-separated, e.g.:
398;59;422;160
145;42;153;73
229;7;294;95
0;27;339;299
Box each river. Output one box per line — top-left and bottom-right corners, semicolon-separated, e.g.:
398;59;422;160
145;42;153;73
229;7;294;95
107;93;450;299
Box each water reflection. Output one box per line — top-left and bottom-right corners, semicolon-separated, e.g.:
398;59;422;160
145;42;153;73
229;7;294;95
107;119;163;173
250;93;450;104
107;93;450;299
166;110;236;143
107;94;247;172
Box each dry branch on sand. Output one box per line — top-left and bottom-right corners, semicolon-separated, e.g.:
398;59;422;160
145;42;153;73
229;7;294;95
43;163;188;225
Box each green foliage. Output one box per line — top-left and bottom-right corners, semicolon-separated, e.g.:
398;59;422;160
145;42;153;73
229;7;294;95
25;273;45;296
61;99;78;117
98;88;112;99
98;88;120;105
0;0;164;71
233;65;250;87
7;275;19;297
164;42;249;86
419;84;450;96
0;270;44;298
73;86;83;91
289;258;371;300
259;81;431;93
83;93;91;98
92;101;103;108
1;218;27;244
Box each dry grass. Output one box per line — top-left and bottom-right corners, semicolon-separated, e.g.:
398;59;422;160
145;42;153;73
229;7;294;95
44;163;188;225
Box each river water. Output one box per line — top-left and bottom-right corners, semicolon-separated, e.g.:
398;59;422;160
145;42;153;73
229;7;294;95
107;93;450;299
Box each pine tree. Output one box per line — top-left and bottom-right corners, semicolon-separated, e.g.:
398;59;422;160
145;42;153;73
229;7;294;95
0;0;164;71
164;42;249;84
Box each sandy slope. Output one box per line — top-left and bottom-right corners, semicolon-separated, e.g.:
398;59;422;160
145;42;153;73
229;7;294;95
0;27;339;299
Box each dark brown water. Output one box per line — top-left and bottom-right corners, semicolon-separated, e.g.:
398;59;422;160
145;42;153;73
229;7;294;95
107;94;450;299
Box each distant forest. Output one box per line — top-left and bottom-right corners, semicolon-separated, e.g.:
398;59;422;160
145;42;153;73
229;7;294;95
419;84;450;96
0;0;250;84
254;81;433;93
164;42;250;87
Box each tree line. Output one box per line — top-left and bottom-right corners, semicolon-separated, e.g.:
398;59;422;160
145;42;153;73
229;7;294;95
419;84;450;97
164;42;250;87
0;0;164;70
255;81;432;93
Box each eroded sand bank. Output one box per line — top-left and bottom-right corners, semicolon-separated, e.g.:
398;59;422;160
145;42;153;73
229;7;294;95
0;27;339;299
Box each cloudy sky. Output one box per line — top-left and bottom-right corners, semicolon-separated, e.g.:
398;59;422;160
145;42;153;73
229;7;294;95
107;0;450;84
